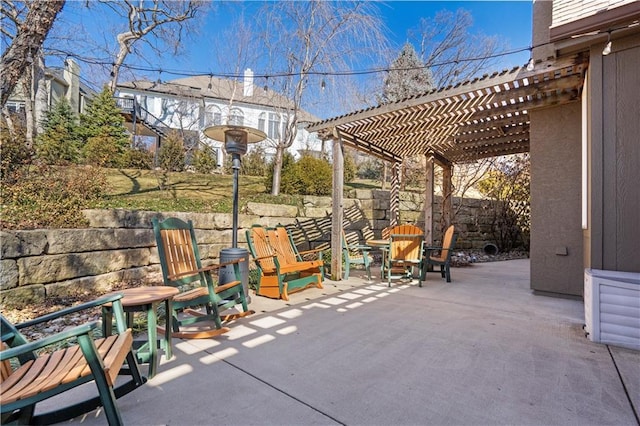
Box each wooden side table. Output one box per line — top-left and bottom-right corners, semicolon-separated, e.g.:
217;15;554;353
102;286;179;379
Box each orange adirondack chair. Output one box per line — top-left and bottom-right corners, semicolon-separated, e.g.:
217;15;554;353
381;224;425;287
246;224;323;301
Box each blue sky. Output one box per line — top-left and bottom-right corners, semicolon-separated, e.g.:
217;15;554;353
54;1;533;117
162;1;533;76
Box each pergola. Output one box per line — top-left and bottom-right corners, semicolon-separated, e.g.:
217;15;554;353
306;53;588;279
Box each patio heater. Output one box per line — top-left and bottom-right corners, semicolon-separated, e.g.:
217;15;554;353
203;125;266;302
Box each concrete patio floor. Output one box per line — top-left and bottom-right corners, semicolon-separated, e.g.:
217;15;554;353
49;259;639;425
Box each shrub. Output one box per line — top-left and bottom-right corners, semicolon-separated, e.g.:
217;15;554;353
241;145;268;176
192;145;217;174
0;116;33;183
343;151;356;183
265;151;295;193
158;131;185;172
477;154;530;251
0;165;108;229
357;158;382;180
121;146;154;169
83;135;123;167
279;155;332;196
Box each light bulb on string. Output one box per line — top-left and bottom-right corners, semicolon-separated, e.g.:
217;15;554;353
602;32;612;55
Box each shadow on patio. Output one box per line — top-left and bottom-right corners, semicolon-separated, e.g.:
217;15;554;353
45;259;639;425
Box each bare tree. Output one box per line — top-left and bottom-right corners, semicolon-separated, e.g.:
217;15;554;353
410;8;506;87
256;1;389;195
90;0;206;93
0;0;64;108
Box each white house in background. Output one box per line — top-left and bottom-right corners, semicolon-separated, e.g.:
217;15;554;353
6;59;93;126
115;69;322;166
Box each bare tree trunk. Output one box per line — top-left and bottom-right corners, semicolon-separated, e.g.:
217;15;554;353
33;54;48;135
22;66;34;148
271;145;284;196
0;0;64;107
1;107;15;138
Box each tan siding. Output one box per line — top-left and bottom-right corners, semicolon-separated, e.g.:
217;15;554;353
602;43;640;271
552;0;635;27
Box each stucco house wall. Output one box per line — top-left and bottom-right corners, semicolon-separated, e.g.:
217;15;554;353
530;102;584;296
530;0;640;296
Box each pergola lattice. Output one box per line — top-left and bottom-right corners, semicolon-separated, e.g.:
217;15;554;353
306;53;588;279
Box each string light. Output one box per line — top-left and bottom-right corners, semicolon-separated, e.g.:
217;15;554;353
207;74;212;90
602;32;612;55
526;57;535;71
45;21;637;86
321;79;326;91
50;44;537;82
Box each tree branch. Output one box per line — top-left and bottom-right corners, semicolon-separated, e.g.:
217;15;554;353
0;0;64;107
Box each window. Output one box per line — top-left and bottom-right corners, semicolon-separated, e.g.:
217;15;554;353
204;105;222;127
6;100;25;114
258;112;266;133
229;108;244;126
268;113;281;139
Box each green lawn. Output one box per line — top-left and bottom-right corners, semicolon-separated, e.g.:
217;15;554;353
94;168;381;213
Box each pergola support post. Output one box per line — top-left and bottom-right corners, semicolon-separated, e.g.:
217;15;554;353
390;161;400;226
331;135;344;280
423;155;434;246
442;162;453;230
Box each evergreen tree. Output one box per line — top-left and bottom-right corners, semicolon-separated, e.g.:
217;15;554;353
36;98;81;165
380;43;435;189
79;86;130;167
380;42;434;103
158;130;185;172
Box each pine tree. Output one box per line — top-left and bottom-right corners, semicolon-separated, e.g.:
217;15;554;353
381;42;434;103
158;130;185;172
79;86;130;167
380;43;435;190
36;98;81;165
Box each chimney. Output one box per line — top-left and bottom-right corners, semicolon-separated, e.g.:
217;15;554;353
243;68;254;97
64;59;81;113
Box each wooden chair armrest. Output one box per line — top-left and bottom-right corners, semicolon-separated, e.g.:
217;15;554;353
168;258;247;280
255;253;277;262
215;280;242;293
218;257;246;268
425;246;443;251
349;244;372;251
297;248;323;256
1;322;98;361
168;264;219;280
15;294;124;330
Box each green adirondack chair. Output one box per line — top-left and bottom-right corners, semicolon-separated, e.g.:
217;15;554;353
342;229;373;281
422;225;457;284
152;216;253;339
0;293;145;426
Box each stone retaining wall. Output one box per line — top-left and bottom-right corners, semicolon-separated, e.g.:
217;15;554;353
0;189;499;308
